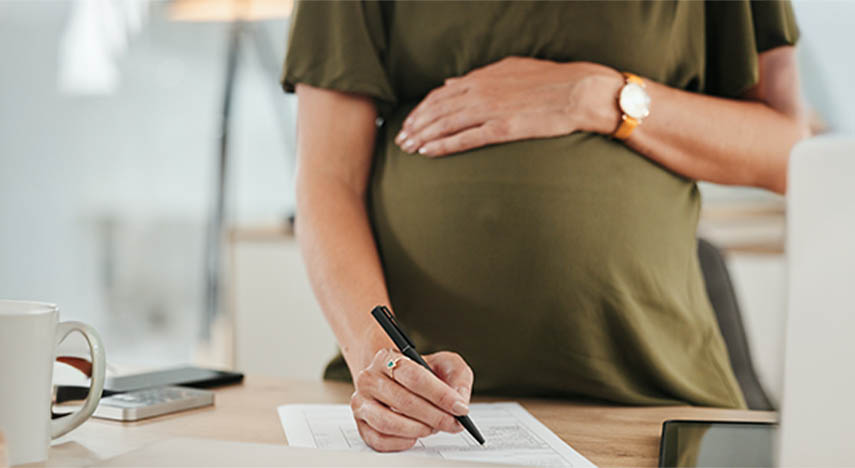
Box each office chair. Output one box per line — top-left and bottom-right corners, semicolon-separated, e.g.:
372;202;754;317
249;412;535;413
697;238;774;410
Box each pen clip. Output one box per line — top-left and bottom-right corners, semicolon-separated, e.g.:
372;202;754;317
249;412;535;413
378;305;416;350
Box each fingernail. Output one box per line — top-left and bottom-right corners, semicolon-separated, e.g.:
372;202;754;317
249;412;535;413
451;400;469;416
403;139;417;152
418;146;428;155
395;131;407;143
456;386;469;398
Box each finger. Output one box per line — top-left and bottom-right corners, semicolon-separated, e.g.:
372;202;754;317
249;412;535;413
402;97;473;143
407;111;486;153
407;83;467;124
426;352;474;405
418;119;514;157
460;385;472;406
356;419;418;452
354;397;433;439
359;369;462;433
369;348;401;379
390;356;470;417
401;84;468;134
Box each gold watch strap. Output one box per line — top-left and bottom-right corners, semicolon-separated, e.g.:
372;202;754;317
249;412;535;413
624;72;643;86
612;115;639;140
612;72;644;140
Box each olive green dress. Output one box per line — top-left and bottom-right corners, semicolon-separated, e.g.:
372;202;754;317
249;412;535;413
281;1;799;408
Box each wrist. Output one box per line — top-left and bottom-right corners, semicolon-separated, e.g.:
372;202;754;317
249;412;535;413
571;63;624;135
345;318;396;374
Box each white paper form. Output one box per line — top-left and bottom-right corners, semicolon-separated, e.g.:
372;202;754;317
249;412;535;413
277;402;596;468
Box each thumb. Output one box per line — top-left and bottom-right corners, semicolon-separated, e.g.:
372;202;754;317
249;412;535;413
426;352;474;404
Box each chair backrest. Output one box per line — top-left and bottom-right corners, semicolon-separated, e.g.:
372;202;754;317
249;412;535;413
697;238;774;410
778;136;855;466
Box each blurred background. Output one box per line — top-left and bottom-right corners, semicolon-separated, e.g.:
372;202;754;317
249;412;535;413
0;0;852;406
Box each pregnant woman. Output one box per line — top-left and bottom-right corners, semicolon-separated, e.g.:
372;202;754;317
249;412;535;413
282;0;807;452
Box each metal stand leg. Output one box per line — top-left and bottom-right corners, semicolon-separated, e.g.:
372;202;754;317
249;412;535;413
202;20;296;341
203;20;243;340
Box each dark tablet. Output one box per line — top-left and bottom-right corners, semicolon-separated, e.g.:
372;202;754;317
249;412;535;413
56;365;243;403
104;365;243;392
659;420;777;468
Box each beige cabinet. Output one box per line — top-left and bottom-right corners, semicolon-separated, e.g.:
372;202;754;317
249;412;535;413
228;226;337;380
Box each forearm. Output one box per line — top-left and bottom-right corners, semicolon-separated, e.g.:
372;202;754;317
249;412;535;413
293;84;399;376
296;176;395;376
580;63;809;194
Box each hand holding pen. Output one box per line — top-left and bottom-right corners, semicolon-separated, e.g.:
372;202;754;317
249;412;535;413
347;306;482;452
372;306;484;445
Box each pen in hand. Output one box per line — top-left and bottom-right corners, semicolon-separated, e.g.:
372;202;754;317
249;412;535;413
371;305;486;445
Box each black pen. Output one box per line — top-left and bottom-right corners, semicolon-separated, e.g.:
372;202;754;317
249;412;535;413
371;305;485;445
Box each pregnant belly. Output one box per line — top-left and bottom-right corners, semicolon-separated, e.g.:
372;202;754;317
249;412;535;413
369;122;703;367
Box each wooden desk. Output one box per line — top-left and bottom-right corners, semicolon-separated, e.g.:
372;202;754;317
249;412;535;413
43;376;775;467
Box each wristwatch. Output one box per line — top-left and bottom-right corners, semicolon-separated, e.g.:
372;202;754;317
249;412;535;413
611;72;650;140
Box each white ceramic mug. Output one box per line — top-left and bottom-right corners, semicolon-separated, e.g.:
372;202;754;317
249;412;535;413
0;301;105;466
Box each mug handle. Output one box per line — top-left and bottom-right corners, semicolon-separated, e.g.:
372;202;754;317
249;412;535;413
50;321;106;439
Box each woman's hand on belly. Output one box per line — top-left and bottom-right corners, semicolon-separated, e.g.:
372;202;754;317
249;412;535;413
392;49;810;194
393;56;622;157
350;349;474;452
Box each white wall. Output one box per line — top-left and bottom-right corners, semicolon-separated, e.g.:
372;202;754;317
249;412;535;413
792;0;855;134
0;2;296;365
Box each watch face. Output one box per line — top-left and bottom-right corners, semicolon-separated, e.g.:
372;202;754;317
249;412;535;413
619;82;651;120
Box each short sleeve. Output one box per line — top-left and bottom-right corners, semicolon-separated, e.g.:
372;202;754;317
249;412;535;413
704;0;800;98
281;0;398;117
